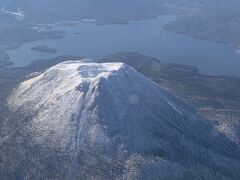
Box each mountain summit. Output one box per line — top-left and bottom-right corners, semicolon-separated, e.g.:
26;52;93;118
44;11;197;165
3;60;240;179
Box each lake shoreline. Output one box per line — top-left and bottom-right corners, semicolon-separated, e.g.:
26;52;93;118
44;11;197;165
4;15;240;77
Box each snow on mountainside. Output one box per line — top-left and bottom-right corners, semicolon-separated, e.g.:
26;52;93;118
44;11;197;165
3;60;240;179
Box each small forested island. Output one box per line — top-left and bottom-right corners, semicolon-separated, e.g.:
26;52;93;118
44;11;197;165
31;45;58;53
73;32;81;35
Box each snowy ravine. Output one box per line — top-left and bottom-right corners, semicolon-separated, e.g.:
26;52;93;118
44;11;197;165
2;60;240;179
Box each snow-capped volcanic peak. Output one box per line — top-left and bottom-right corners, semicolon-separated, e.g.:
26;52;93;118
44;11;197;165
8;60;135;146
10;60;124;102
6;60;240;179
7;59;181;150
8;60;126;112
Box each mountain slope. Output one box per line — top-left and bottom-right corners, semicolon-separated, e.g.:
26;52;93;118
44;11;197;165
2;60;240;179
100;52;240;145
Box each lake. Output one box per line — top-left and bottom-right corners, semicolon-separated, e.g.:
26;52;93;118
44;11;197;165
7;15;240;76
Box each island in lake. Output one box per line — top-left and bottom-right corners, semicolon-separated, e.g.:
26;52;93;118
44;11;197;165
73;32;81;35
31;45;58;53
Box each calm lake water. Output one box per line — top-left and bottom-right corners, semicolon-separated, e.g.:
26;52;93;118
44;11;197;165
7;15;240;76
